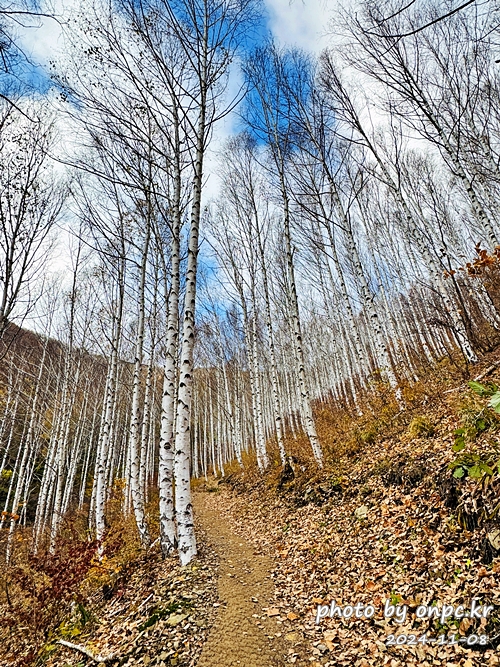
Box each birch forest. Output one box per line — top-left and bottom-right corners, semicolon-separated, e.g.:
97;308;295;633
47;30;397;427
2;0;500;666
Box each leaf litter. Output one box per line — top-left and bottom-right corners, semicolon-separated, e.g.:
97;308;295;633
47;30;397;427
202;376;500;667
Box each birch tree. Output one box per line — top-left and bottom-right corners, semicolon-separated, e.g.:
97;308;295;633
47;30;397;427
0;103;65;344
243;43;324;466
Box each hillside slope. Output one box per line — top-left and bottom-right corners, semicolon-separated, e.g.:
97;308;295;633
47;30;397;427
199;356;500;667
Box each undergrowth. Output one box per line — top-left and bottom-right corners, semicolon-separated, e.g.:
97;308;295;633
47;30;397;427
215;347;500;566
0;482;151;666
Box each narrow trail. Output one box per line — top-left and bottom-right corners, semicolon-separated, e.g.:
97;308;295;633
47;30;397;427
194;493;285;667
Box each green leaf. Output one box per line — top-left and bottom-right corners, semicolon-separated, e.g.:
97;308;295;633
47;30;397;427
77;603;90;627
480;463;494;475
453;467;465;478
488;392;500;413
454;428;466;436
452;441;466;452
390;592;402;605
469;381;488;395
468;465;482;478
138;613;160;632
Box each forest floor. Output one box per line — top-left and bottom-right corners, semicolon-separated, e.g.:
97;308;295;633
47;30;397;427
1;517;223;667
2;354;500;667
195;354;500;667
197;479;500;667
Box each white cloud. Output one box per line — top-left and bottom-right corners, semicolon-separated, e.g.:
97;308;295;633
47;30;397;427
18;0;69;65
204;0;337;204
16;0;343;246
265;0;333;52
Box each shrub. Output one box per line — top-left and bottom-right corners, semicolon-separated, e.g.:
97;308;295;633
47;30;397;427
407;416;435;438
448;382;500;480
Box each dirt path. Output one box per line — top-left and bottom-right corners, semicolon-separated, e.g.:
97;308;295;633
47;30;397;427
194;493;285;667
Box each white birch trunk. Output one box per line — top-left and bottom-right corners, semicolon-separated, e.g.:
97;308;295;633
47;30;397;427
128;225;151;548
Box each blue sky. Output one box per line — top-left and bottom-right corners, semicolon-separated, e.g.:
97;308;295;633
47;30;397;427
11;0;333;188
14;0;332;91
9;0;335;292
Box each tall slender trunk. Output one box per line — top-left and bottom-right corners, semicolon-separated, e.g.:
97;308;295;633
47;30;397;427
128;225;151;548
281;185;323;465
255;224;286;465
158;106;182;557
173;54;208;565
95;268;124;542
